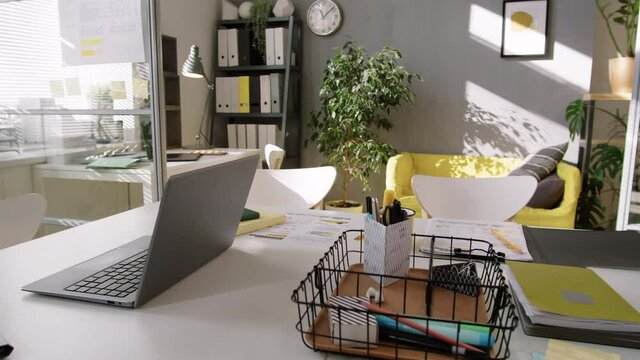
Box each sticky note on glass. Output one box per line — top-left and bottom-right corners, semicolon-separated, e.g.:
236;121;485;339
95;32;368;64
133;78;149;100
546;339;620;360
65;78;81;96
110;81;127;99
49;80;65;98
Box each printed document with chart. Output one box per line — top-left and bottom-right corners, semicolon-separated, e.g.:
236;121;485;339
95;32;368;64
421;218;533;261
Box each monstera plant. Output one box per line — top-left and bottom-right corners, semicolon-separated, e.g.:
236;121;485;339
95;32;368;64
566;99;625;229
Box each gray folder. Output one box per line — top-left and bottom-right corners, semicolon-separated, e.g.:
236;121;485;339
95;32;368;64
269;73;283;113
524;227;640;268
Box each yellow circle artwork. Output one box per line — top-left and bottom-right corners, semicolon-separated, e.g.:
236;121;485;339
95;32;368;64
511;11;534;32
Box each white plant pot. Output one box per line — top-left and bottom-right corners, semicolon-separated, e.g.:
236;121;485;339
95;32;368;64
609;57;635;95
273;0;295;17
238;2;253;19
221;0;239;20
324;200;363;213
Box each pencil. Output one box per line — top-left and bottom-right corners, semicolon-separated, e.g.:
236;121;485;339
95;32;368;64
358;301;484;354
490;228;524;254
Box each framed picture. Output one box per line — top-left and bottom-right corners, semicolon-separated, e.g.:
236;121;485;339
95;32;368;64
501;0;550;57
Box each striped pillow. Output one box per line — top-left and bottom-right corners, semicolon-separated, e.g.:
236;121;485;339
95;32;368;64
510;143;568;181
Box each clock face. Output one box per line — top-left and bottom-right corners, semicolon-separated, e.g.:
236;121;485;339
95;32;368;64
307;0;342;36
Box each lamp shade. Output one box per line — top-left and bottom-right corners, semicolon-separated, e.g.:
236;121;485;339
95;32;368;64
181;45;205;79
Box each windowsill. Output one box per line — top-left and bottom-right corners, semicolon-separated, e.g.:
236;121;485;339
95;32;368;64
0;149;47;169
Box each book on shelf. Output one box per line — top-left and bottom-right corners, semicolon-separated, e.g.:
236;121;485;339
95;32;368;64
236;124;247;149
273;27;288;66
238;76;250;113
269;73;283;113
259;75;271;113
506;261;640;333
227;28;239;67
215;73;287;115
246;124;258;149
217;29;228;67
265;27;275;65
227;123;281;152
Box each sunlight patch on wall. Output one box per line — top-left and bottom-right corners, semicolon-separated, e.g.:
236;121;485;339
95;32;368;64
463;81;577;162
468;4;592;92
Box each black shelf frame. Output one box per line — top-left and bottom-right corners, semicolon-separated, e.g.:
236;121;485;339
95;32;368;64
213;16;302;167
218;16;302;26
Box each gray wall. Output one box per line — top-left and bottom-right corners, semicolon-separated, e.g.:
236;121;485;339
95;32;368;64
288;0;598;204
160;0;218;146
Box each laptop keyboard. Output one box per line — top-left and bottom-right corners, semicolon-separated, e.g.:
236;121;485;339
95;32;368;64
64;250;148;298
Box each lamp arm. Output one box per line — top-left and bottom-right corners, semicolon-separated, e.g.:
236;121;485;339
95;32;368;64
197;89;213;145
202;71;213;90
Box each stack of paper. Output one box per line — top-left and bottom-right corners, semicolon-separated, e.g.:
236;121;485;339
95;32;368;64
506;261;640;332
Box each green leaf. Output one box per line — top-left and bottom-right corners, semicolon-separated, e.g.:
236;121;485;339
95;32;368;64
565;99;585;140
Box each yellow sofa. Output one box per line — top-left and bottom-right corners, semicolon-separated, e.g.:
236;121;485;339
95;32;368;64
383;153;581;228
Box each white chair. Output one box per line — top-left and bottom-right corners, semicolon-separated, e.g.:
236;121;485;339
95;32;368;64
264;144;285;169
0;193;46;249
411;175;537;222
246;166;336;209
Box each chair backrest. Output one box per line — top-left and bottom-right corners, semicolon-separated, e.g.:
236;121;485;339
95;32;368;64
265;144;285;170
0;193;46;249
246;166;337;209
411;175;536;222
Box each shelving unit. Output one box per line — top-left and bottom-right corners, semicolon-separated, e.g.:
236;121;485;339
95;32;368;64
161;35;182;149
213;16;302;168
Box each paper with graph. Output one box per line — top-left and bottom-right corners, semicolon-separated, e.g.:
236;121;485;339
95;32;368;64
420;217;532;261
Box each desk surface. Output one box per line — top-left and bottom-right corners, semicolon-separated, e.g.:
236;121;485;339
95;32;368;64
1;205;639;359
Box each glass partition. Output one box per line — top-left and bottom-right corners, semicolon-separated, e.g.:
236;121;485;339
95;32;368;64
0;0;161;236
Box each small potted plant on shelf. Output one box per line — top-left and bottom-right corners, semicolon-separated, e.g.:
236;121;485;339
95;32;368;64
248;0;273;63
595;0;639;94
307;41;420;212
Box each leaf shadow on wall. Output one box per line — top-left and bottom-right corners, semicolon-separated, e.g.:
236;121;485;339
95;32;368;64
463;100;546;158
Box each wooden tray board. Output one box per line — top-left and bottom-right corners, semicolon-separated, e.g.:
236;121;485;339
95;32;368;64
304;263;490;360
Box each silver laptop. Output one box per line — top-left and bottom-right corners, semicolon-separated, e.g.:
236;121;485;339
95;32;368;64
23;154;259;308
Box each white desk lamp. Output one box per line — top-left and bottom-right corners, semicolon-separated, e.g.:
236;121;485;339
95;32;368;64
181;44;215;149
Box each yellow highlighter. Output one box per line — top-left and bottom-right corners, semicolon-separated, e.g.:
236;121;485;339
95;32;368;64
490;228;524;254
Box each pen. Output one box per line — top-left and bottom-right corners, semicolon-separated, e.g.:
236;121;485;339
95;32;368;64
490;228;524;254
358;301;484;354
372;198;381;223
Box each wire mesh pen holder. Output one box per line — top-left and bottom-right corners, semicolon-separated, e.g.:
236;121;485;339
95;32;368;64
363;217;412;287
291;230;520;360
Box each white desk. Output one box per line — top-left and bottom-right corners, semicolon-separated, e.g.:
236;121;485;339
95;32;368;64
32;149;260;204
1;205;639;359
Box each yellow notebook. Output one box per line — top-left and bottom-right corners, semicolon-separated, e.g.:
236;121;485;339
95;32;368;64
238;76;250;113
508;261;640;324
236;210;286;236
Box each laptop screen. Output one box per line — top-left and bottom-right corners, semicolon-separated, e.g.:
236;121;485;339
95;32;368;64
135;154;258;306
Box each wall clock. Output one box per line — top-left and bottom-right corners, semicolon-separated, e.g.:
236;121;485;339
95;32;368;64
306;0;342;36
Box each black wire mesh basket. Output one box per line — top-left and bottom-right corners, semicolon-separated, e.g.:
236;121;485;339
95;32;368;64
291;229;519;360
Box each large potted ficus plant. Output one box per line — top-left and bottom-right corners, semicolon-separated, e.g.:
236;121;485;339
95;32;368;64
566;99;625;229
307;41;420;212
596;0;639;94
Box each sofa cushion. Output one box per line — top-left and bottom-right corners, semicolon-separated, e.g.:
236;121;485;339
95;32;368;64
526;172;565;209
510;143;568;181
